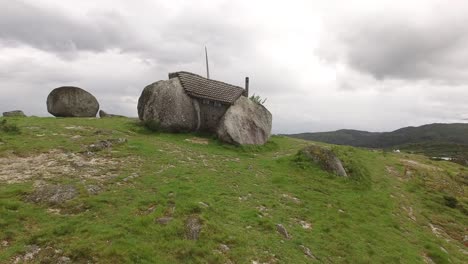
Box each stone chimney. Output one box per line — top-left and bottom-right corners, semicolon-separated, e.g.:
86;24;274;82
244;77;249;97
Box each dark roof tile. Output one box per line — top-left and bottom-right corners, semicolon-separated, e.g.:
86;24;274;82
169;71;245;104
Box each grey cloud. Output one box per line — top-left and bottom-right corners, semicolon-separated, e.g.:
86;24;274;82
0;0;257;67
320;6;468;83
0;1;136;55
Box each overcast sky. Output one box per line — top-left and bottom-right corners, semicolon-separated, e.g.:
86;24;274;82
1;0;468;133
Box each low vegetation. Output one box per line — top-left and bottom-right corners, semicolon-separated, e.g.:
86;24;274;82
0;117;466;263
249;94;267;105
0;119;21;134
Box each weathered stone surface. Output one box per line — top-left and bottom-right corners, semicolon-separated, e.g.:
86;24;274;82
47;86;99;117
217;96;272;145
185;215;202;240
298;145;348;177
87;138;127;152
219;244;230;253
276;224;291;239
299;245;317;260
137;78;197;132
26;184;78;205
13;245;72;264
2;110;26;117
86;185;102;195
99;110;125;118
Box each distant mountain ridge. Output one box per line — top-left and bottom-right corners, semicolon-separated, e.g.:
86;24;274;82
287;123;468;148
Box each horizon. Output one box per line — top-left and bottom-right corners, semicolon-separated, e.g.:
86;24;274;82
1;0;468;134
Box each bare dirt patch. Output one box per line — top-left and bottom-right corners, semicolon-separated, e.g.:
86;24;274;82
400;159;441;171
185;137;209;145
0;150;130;184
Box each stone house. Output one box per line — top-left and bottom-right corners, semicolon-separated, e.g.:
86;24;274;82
168;71;247;132
138;71;271;145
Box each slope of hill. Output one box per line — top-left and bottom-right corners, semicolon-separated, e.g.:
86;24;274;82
0;117;467;263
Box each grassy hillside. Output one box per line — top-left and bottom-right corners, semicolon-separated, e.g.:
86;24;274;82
0;117;467;263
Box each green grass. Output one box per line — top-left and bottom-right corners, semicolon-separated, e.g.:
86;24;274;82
0;117;466;263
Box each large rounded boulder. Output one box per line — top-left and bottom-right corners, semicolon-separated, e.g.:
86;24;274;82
137;78;197;132
216;96;272;145
47;87;99;117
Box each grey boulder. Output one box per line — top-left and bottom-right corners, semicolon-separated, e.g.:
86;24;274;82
137;78;197;132
47;86;99;117
3;110;26;117
298;145;348;177
216;96;272;145
99;110;125;118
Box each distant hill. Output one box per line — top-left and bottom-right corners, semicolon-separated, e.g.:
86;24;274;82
287;123;468;148
286;123;468;163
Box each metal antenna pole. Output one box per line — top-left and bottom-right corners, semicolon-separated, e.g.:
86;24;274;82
205;46;210;79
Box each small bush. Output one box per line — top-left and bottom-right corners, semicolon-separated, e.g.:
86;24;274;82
443;195;458;208
0;119;21;134
249;94;267;105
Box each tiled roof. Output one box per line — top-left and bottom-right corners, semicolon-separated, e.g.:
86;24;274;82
169;71;245;104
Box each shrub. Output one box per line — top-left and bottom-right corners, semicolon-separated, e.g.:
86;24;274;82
443;195;458;208
0;119;21;134
249;94;267;105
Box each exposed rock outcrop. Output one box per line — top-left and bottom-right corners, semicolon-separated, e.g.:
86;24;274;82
2;110;26;117
216;96;272;145
137;78;197;132
26;184;78;205
87;138;127;152
99;110;125;118
47;86;99;117
298;145;348;177
185;215;202;240
276;224;291;239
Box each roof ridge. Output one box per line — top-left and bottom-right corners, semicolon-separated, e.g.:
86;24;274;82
169;71;245;104
171;71;244;90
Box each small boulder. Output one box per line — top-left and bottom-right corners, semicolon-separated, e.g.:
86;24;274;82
299;245;317;260
276;224;291;239
87;138;127;152
137;78;197;132
185;215;202;240
298;145;348;177
2;110;26;117
86;185;102;195
219;244;230;253
216;96;272;145
47;86;99;117
99;110;125;118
